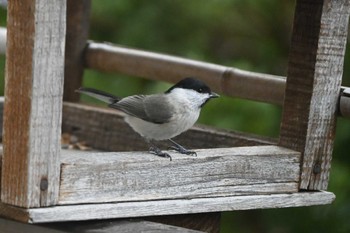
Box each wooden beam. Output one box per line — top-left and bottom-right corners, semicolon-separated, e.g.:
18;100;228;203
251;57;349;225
83;42;350;118
279;0;350;190
1;0;66;207
58;146;299;205
0;191;335;223
64;0;91;102
84;42;286;105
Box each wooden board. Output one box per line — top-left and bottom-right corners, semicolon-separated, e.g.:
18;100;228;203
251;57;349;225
1;0;66;207
57;145;300;204
0;191;335;223
279;0;350;190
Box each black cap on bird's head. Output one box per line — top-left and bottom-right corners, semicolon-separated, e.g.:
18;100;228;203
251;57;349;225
165;77;219;99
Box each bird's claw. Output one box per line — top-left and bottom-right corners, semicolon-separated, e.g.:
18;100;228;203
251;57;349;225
149;146;172;161
169;146;197;157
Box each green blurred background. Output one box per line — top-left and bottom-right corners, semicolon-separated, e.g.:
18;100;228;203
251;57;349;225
1;1;350;232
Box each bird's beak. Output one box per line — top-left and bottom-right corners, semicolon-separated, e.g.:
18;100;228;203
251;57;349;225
210;92;220;98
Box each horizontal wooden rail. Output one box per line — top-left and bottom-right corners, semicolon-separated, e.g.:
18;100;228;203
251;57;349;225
85;42;286;105
85;42;350;118
0;28;349;117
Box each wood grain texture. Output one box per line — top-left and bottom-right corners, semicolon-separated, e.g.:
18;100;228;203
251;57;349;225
279;0;350;190
62;102;275;152
84;42;286;105
58;146;300;204
0;191;334;223
1;0;66;207
64;0;91;102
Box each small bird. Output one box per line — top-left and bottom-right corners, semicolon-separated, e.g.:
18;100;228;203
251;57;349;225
76;77;219;160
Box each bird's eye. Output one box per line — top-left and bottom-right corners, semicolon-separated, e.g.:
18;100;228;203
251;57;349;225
198;88;203;93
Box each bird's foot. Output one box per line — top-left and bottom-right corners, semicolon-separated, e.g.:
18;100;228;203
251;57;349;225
149;146;172;161
168;139;197;156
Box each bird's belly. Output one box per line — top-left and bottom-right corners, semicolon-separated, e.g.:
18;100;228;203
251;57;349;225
125;112;199;141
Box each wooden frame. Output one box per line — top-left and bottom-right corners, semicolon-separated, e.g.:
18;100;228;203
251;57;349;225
0;0;349;231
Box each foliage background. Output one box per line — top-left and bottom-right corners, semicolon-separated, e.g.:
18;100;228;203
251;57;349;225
0;1;350;232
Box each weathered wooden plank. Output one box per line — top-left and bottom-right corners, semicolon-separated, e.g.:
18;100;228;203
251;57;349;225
1;0;66;207
0;190;335;223
58;146;300;205
62;102;275;151
0;191;333;223
64;0;91;102
279;0;350;190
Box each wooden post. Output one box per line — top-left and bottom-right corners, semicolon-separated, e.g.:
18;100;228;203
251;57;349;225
64;0;91;102
279;0;350;190
1;0;66;207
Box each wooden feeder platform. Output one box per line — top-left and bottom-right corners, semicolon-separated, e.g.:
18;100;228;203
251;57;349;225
0;0;349;232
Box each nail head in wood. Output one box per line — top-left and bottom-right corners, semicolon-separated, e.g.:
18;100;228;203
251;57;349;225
40;178;49;191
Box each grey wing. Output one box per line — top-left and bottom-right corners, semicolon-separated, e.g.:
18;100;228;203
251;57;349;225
143;94;174;123
109;94;173;124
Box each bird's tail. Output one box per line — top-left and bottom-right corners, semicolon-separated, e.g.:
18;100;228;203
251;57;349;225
76;87;121;104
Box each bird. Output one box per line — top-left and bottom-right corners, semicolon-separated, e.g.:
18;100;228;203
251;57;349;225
76;77;219;160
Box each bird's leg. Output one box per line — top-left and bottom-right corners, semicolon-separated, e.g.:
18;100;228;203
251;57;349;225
168;139;197;156
147;140;172;161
